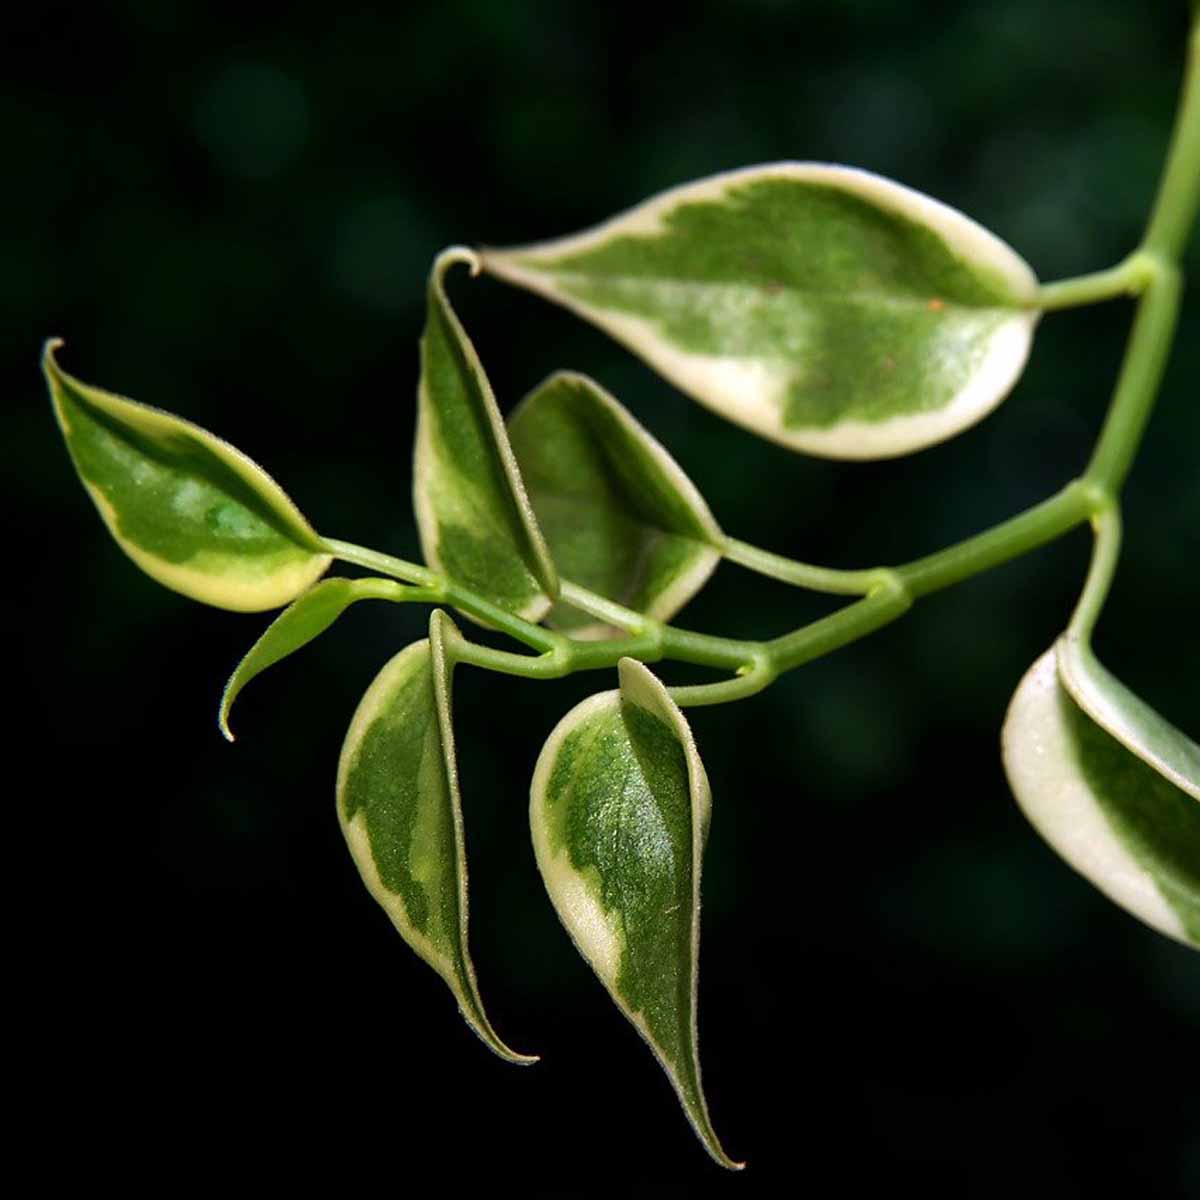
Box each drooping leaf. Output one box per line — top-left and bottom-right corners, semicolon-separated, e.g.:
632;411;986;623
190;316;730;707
1002;649;1200;948
1057;637;1200;802
481;164;1039;460
508;371;726;638
530;658;740;1167
220;576;411;740
44;339;331;611
337;609;536;1063
413;248;558;620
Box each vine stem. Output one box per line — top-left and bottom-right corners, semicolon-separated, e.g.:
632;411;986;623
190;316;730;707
327;13;1198;707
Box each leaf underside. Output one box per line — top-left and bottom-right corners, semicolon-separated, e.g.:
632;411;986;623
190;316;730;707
483;164;1038;460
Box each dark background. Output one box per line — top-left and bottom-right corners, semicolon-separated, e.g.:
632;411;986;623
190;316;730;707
8;0;1198;1193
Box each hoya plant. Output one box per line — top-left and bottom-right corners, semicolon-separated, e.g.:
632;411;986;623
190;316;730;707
48;12;1198;1171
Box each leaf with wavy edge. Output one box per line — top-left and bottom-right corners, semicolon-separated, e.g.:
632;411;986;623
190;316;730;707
1057;638;1200;802
482;164;1038;460
338;609;537;1063
1002;649;1199;948
530;658;740;1168
508;371;725;638
44;339;330;611
413;248;558;621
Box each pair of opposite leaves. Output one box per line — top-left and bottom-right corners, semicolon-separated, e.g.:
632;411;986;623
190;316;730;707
46;163;1198;1169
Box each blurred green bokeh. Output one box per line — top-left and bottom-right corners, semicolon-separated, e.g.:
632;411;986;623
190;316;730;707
9;0;1197;1192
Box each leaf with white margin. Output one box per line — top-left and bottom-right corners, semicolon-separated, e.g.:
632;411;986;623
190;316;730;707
337;609;537;1063
44;339;331;611
220;576;412;741
413;248;558;621
1002;649;1199;948
481;164;1039;460
530;657;741;1168
1057;637;1200;802
508;371;726;638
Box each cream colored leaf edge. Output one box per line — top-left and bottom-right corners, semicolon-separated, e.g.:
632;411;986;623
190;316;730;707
1056;638;1200;802
1001;649;1189;945
481;164;1039;460
45;340;332;610
337;624;537;1065
412;249;558;623
529;663;741;1169
511;369;725;638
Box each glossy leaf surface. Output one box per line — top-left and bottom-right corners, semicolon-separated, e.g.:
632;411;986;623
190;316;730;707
1057;638;1200;802
220;576;410;740
338;610;536;1062
482;164;1038;459
45;340;331;611
530;658;739;1167
508;371;725;637
1002;650;1199;948
413;249;558;620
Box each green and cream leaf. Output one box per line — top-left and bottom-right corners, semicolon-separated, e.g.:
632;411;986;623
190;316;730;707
1002;650;1200;949
44;339;331;611
482;164;1039;460
530;658;740;1168
414;248;558;621
337;609;536;1063
508;371;725;637
220;576;413;741
1056;637;1200;802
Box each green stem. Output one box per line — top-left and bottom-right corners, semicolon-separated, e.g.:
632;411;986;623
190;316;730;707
1142;18;1200;262
326;16;1198;706
723;537;885;595
1034;257;1152;311
1064;504;1122;645
1082;262;1183;492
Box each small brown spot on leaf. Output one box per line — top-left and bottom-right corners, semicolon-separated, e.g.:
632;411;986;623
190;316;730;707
928;297;945;312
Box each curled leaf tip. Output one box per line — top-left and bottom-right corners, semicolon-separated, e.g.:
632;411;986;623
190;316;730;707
433;245;482;278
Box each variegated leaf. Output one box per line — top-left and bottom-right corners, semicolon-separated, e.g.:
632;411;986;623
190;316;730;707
338;609;536;1062
530;658;740;1168
1002;650;1199;949
482;164;1039;460
1057;637;1200;802
220;576;411;740
508;371;725;638
45;339;331;611
414;248;558;620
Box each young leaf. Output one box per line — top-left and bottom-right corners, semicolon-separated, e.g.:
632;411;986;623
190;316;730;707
337;609;536;1063
220;576;411;741
413;248;558;620
508;371;726;638
1002;650;1200;949
530;658;740;1168
481;164;1039;460
44;339;331;611
1057;638;1200;802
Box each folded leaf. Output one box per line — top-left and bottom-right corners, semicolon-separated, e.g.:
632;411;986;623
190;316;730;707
414;248;558;620
337;609;536;1063
482;164;1039;460
220;576;410;740
1057;638;1200;802
530;658;740;1168
45;340;332;611
508;371;725;638
1002;649;1199;948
